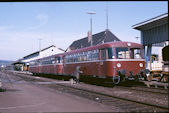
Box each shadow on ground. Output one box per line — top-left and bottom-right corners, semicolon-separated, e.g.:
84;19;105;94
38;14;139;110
31;74;146;88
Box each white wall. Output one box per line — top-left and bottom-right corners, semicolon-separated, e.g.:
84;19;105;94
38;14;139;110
22;56;39;63
21;46;64;64
39;46;63;58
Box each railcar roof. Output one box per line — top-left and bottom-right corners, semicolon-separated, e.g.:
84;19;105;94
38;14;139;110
64;41;143;55
30;53;63;62
30;41;142;61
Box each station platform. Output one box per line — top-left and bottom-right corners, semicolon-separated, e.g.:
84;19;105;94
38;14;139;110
11;71;32;75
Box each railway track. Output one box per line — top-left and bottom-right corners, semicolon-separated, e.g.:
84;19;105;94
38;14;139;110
82;78;168;95
43;83;168;112
2;71;169;112
115;85;168;95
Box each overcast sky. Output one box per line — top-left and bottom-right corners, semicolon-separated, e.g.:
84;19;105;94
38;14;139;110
0;1;168;61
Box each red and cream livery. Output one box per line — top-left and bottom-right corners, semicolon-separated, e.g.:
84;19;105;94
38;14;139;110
62;41;145;83
29;54;63;75
29;41;145;84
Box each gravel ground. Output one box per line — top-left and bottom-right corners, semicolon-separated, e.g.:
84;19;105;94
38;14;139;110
67;82;168;108
1;70;168;112
0;71;121;112
17;70;167;109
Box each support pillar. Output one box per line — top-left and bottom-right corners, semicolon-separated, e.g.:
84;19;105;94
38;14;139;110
146;44;152;70
140;32;146;58
146;44;152;62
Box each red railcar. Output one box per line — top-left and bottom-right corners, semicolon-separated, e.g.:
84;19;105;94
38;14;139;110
29;54;63;75
62;41;145;84
29;41;145;84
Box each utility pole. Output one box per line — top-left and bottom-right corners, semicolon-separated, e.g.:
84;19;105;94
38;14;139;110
87;11;96;46
38;38;42;73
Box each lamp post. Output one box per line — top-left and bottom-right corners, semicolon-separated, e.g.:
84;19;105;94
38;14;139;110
38;38;42;58
106;2;109;30
87;11;96;46
135;37;140;43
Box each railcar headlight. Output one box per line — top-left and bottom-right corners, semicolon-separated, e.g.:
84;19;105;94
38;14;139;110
127;43;131;47
139;63;143;67
117;63;121;68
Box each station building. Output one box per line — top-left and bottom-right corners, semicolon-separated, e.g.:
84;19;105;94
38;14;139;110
132;13;168;71
13;45;64;71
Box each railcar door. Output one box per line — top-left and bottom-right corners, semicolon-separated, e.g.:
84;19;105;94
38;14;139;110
99;48;106;76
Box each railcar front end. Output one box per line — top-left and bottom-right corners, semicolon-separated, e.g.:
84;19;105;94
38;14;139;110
105;44;145;84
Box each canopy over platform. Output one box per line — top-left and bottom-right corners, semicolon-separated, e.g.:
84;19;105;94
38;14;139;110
132;13;168;46
132;13;168;68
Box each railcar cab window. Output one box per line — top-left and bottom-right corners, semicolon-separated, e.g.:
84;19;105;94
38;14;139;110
130;48;141;59
116;47;130;59
107;48;115;59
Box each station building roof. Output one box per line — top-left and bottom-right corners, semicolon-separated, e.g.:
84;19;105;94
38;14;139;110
12;59;25;65
23;45;64;60
67;29;121;51
132;13;168;31
23;45;56;59
12;45;65;65
132;13;168;46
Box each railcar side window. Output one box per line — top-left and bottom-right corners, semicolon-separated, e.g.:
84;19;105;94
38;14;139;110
57;57;61;63
87;51;92;61
116;47;130;59
107;48;115;59
100;49;106;60
36;60;40;65
92;50;98;60
130;48;141;59
64;49;99;63
41;57;55;65
30;61;36;66
51;57;55;64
